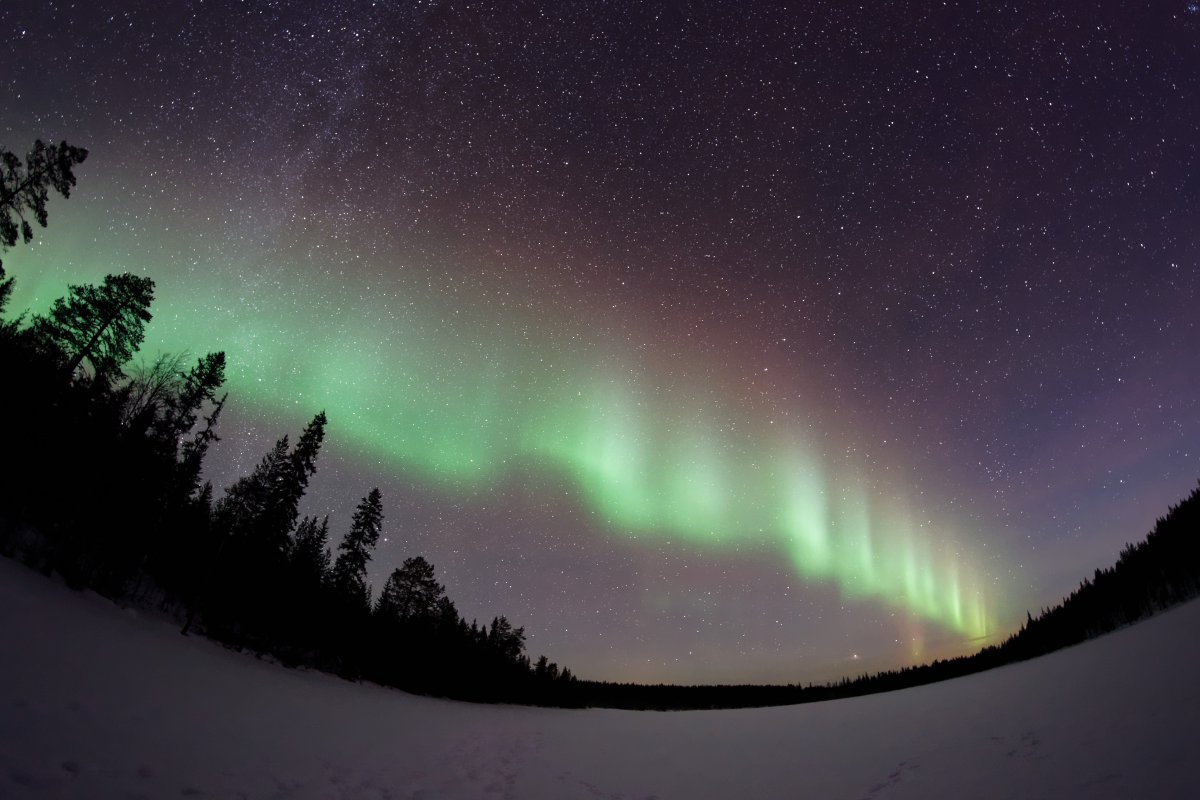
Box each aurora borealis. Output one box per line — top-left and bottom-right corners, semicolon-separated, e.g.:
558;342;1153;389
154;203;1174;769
2;1;1198;683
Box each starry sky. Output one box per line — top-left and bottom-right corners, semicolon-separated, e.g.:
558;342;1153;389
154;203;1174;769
2;1;1198;684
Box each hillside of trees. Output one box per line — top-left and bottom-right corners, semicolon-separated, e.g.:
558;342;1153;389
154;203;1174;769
0;266;576;701
1;138;1198;711
0;139;575;705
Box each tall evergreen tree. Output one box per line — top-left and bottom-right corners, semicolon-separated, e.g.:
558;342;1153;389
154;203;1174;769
0;139;88;270
433;594;460;632
331;488;383;608
487;616;526;661
31;273;154;380
177;393;225;498
376;556;445;621
160;351;227;443
213;411;325;559
214;436;291;542
278;411;325;527
291;514;332;586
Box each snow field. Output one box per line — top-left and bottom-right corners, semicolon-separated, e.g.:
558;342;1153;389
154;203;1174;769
1;555;1196;799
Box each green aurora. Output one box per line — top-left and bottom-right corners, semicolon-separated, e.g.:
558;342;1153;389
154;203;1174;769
9;226;1003;643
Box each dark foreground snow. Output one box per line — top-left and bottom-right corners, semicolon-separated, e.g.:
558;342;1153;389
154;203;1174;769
1;557;1196;799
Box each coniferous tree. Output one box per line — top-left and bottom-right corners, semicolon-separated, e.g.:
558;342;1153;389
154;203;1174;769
177;393;225;498
158;351;227;443
266;411;326;544
291;515;332;586
376;556;444;621
433;594;460;632
487;615;526;661
214;436;291;542
273;513;334;663
331;488;383;609
198;414;325;645
31;273;154;380
0;139;88;270
213;412;325;559
112;351;228;599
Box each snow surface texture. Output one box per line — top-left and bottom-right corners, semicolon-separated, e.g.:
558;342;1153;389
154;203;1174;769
1;557;1196;800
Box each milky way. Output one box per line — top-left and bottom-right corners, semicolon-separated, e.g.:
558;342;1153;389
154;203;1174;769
2;1;1198;683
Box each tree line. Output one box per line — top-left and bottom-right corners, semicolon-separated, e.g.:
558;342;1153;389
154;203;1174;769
0;139;576;705
2;139;1198;710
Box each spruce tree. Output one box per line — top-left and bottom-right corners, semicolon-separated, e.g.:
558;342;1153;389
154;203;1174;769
214;436;291;543
331;488;383;609
159;351;227;443
376;556;445;621
291;515;332;586
177;393;225;498
281;411;326;524
487;616;526;661
214;411;326;560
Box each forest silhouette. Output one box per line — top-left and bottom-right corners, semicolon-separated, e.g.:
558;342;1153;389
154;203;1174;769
2;139;1197;710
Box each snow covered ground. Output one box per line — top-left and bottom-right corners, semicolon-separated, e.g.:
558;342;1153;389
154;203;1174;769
1;556;1196;800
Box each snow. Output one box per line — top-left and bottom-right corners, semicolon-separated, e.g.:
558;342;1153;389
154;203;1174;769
1;556;1196;800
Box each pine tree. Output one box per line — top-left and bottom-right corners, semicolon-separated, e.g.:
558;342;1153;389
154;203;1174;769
281;411;326;522
375;555;444;621
487;616;526;661
433;594;460;632
291;515;332;586
31;273;154;380
213;411;326;559
177;393;225;498
214;436;291;543
331;488;383;609
0;139;88;270
160;351;227;443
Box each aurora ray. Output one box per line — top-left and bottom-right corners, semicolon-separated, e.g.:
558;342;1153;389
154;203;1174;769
12;247;1005;641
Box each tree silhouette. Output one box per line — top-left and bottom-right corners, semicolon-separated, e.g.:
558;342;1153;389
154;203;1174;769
273;411;326;539
214;436;291;543
213;411;325;559
331;488;383;609
31;273;154;380
0;139;88;270
121;352;191;430
160;351;227;444
376;556;445;621
291;514;332;586
487;616;526;661
177;395;225;498
0;268;13;319
0;144;573;704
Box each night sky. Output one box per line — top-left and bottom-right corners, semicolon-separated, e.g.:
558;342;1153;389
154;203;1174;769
3;1;1198;684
